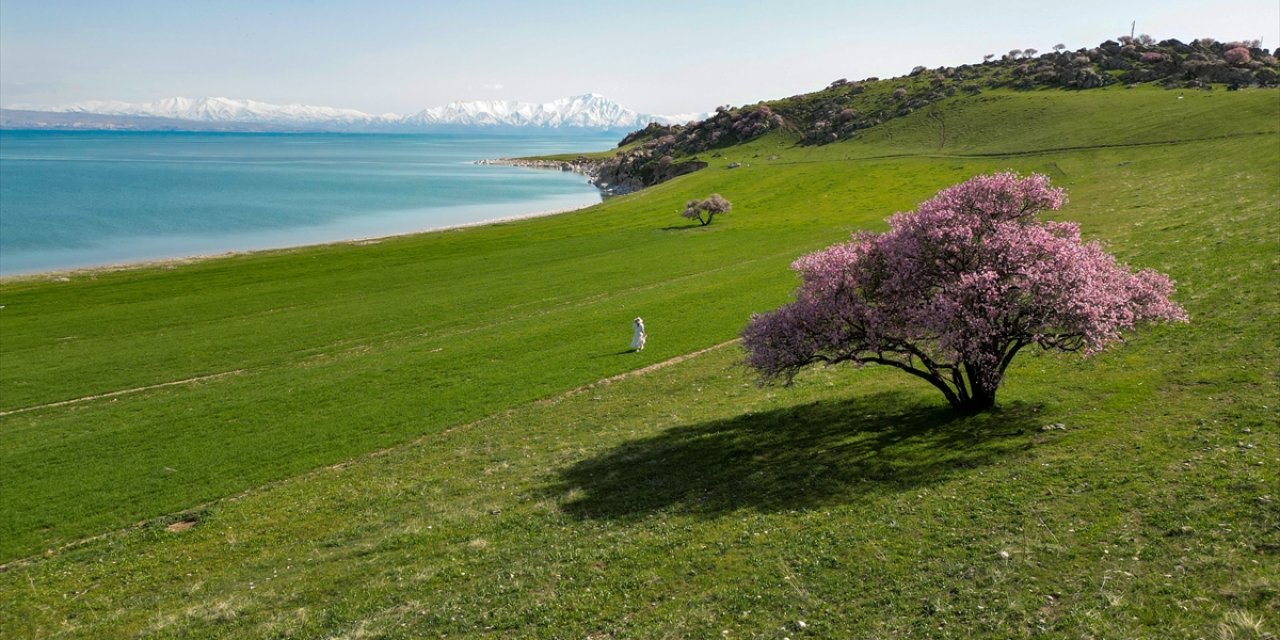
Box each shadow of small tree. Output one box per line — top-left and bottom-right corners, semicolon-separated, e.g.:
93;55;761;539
590;349;640;358
547;391;1041;521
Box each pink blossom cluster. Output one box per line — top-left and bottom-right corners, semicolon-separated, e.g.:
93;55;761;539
742;172;1187;411
1224;47;1252;65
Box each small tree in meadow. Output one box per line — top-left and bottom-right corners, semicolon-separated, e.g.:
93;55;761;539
742;172;1187;413
682;193;732;226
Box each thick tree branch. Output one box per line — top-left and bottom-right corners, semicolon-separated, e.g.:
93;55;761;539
998;339;1028;375
861;356;964;408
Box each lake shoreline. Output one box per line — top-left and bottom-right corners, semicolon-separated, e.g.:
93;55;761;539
477;156;642;196
0;199;599;283
0;130;623;281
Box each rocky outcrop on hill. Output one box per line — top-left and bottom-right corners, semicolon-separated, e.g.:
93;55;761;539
581;105;783;192
773;37;1278;146
476;156;662;196
491;36;1279;195
616;105;784;153
475;157;596;173
1006;38;1276;90
591;153;708;194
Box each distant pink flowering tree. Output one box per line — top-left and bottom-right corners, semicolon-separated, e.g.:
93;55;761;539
1224;47;1252;65
682;193;733;226
741;172;1187;413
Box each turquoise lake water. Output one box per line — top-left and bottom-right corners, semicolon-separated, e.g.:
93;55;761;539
0;130;619;275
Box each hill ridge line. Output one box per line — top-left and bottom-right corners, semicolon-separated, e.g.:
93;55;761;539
765;130;1275;165
0;339;740;571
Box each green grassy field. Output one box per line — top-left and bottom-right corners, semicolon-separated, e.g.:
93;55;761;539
1;86;1277;637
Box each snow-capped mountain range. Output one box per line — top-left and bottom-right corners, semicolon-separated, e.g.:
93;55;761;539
406;94;703;128
4;94;708;131
43;96;380;126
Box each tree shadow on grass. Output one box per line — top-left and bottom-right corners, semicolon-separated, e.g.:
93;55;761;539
548;392;1041;520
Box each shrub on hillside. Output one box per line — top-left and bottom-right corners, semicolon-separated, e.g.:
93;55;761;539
742;172;1187;413
618;122;674;147
1225;47;1252;65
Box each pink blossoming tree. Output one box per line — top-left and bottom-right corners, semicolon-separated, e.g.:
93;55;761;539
1224;47;1252;65
742;172;1187;413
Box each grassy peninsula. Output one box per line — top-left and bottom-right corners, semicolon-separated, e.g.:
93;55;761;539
1;81;1277;637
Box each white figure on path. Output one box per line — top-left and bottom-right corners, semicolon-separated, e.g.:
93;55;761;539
631;317;647;352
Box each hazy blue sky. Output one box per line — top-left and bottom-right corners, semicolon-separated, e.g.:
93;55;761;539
2;0;1276;115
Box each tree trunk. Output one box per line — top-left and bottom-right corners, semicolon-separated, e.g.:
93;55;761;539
956;388;996;413
954;363;997;413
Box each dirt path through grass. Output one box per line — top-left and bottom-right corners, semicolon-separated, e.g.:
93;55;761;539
0;369;247;417
541;338;741;403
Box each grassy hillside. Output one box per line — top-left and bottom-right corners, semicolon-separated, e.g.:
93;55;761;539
585;39;1279;192
1;86;1277;637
